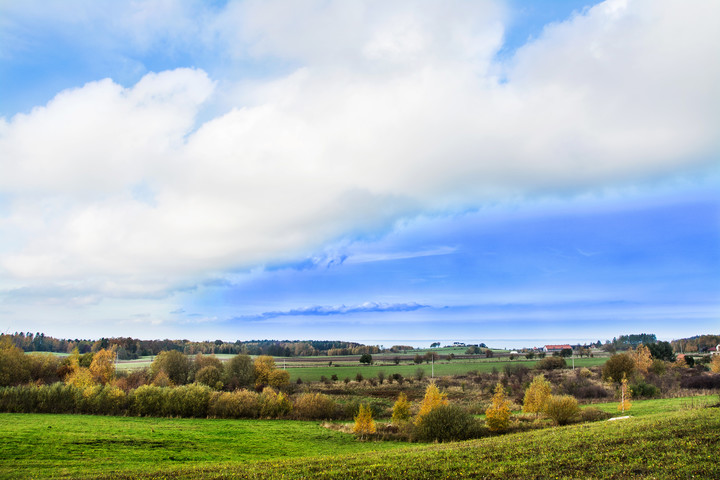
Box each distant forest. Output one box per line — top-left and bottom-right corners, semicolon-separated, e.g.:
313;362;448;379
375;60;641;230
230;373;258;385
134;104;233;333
1;332;383;359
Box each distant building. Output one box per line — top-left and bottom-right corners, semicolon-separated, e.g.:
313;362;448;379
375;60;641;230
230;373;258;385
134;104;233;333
543;344;573;353
712;344;720;355
453;342;466;347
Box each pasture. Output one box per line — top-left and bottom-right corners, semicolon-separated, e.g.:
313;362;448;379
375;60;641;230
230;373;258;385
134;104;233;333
0;395;716;479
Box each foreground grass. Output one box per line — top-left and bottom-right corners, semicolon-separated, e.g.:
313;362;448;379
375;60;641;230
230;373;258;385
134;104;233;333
107;407;720;480
0;414;412;480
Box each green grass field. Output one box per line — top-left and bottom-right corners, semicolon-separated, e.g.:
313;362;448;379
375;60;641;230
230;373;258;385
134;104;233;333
0;414;414;479
1;394;716;479
287;357;607;382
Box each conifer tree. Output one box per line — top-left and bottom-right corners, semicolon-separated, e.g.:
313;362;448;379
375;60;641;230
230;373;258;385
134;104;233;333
353;403;376;439
391;392;411;424
415;382;448;425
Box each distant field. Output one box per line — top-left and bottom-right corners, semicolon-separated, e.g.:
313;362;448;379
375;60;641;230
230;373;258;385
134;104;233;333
1;394;716;479
114;354;608;380
286;357;607;382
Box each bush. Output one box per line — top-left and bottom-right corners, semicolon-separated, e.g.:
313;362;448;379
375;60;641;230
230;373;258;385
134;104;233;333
164;383;212;417
680;374;720;390
414;405;479;442
574;384;611;399
132;385;167;417
209;390;260;418
536;357;566;370
579;407;611;422
543;395;580;426
258;387;292;418
630;381;660;398
293;393;336;420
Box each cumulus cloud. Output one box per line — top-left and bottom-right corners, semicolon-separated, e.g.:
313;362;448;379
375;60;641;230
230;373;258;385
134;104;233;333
0;0;718;305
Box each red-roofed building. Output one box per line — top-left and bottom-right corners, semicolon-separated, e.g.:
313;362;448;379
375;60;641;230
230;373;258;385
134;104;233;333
543;344;572;353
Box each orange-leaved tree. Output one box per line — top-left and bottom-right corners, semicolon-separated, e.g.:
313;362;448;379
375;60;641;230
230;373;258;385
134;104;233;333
89;348;116;384
632;344;652;374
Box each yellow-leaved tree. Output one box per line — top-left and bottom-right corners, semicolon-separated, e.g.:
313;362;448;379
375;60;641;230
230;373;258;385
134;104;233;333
254;355;290;389
89;348;116;384
64;348;96;390
415;383;448;425
618;374;632;413
485;383;511;432
632;344;652;374
522;374;552;417
391;392;411;424
711;355;720;374
353;403;376;440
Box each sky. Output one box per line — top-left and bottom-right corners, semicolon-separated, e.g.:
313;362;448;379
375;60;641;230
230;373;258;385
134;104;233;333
0;0;718;349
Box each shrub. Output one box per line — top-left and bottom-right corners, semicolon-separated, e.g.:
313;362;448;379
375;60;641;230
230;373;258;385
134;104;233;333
132;385;167;417
293;393;336;420
536;357;566;370
680;374;720;390
630;381;660;398
415;368;425;381
258;387;292;418
579;407;611;422
543;395;580;425
209;390;260;418
355;373;364;382
574;384;611;399
414;405;479;442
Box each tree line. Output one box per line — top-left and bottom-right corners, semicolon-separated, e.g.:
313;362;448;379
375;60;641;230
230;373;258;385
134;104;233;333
1;333;370;358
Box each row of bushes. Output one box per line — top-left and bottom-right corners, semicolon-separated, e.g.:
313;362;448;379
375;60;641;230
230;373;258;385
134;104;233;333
0;383;348;420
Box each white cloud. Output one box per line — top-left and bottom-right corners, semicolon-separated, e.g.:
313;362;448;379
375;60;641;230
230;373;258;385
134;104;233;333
0;0;718;305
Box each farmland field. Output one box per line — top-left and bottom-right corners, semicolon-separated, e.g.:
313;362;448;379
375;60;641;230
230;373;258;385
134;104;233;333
1;395;716;479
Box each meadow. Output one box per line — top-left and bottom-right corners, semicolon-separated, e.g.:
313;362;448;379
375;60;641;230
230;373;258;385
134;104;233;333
0;395;717;479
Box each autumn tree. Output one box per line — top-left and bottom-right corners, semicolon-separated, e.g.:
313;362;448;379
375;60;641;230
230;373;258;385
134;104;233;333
254;355;289;389
602;353;635;383
151;350;190;385
226;354;255;389
391;392;411;424
415;383;448;425
89;348;116;384
485;383;511;432
0;337;30;386
618;374;632;413
632;345;652;374
522;374;552;417
710;355;720;374
353;403;376;439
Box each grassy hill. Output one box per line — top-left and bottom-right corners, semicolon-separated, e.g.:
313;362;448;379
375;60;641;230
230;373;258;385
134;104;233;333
1;396;717;479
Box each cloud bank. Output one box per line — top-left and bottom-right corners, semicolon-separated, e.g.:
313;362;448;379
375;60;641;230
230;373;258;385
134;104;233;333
1;0;719;306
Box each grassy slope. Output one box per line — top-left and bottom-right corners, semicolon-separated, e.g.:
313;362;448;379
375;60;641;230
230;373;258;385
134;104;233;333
0;414;414;480
110;407;720;480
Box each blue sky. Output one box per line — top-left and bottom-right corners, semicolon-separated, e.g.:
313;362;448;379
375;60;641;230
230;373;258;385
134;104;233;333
0;0;718;348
